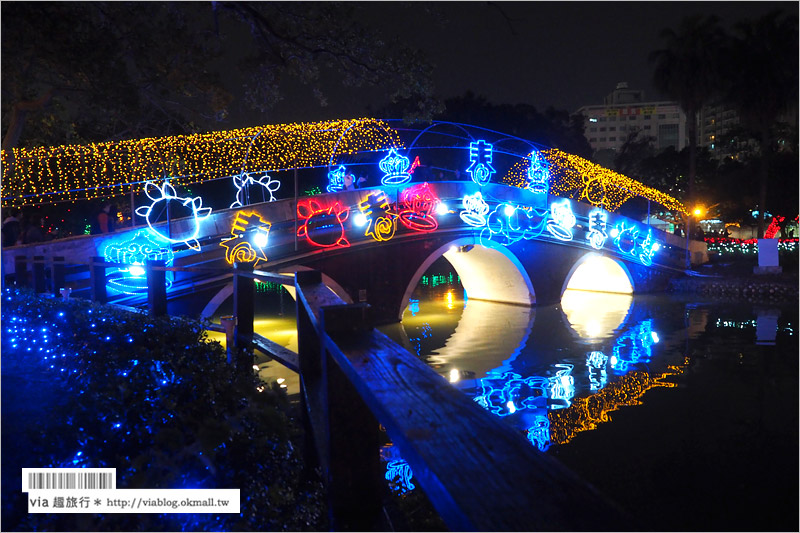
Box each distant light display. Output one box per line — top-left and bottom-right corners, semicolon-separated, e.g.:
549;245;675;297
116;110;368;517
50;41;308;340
134;181;211;250
220;211;272;267
466;140;496;186
230;171;280;208
379;148;412;187
503;149;687;214
1;118;402;206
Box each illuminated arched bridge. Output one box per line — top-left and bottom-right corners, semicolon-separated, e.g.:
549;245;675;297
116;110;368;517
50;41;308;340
1;119;693;323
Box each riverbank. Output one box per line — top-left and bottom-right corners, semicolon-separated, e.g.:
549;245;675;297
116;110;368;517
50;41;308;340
668;257;798;302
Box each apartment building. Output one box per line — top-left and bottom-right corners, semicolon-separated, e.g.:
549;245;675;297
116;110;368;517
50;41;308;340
575;82;688;167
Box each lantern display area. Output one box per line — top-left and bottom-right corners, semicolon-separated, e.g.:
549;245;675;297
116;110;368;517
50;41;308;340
1;118;690;306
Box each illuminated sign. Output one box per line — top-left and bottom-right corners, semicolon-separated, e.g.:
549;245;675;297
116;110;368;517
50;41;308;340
587;209;609;249
230;171;280;208
397;182;440;232
103;230;174;295
526;150;550;195
297;199;350;248
466;140;496;186
134;181;211;250
379;148;412;187
459;192;490;227
358;191;397;241
480;203;548;246
609;223;660;265
326;165;347;193
220;211;272;267
547;199;576;241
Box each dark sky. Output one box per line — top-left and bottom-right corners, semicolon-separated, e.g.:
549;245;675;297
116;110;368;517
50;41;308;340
257;1;797;124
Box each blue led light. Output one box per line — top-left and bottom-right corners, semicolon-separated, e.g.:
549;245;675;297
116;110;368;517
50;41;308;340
326;165;347;193
466;140;496;186
587;209;609;249
526;413;551;451
379;148;412;187
526;150;550;195
104;230;175;296
385;460;415;494
547;199;576;241
479;203;548;247
473;364;575;417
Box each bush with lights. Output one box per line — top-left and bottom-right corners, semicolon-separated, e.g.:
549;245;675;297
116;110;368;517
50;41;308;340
1;288;325;531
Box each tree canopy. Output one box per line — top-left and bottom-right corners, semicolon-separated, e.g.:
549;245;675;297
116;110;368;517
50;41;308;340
1;2;441;150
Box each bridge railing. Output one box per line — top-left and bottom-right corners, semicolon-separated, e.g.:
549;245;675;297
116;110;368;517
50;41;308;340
4;255;630;531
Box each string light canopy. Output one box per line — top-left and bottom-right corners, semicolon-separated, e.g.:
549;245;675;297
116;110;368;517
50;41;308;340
503;148;687;215
1;118;403;207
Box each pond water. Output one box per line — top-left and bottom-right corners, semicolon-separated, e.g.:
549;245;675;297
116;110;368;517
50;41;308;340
208;261;798;531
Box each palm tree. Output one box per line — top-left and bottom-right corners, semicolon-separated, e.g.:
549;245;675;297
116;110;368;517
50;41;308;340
650;15;726;237
721;11;798;238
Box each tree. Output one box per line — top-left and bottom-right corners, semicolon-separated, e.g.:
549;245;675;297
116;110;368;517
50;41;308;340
649;15;726;224
1;2;440;151
720;10;798;237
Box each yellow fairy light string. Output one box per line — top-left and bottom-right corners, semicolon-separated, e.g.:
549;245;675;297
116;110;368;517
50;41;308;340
503;148;687;215
1;118;403;207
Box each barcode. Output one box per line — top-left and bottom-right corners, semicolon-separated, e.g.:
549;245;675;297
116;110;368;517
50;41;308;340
22;468;116;491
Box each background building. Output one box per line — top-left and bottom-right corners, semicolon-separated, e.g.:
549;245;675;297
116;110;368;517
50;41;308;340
576;82;688;168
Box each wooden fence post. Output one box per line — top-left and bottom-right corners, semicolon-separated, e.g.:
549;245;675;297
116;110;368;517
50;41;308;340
320;303;383;531
295;270;325;470
51;256;65;298
14;255;28;288
146;259;167;316
33;256;46;294
90;256;107;303
233;261;255;372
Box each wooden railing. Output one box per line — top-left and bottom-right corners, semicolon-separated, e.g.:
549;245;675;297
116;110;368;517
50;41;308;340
4;255;630;531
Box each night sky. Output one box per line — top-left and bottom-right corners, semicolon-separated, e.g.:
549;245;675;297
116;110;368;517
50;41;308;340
252;1;797;125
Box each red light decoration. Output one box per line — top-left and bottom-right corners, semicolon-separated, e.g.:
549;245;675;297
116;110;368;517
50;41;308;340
764;216;785;239
397;182;440;233
296;199;350;248
408;156;422;175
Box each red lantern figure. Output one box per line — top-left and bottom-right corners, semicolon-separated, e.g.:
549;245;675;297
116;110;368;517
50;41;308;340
297;199;350;248
398;182;440;233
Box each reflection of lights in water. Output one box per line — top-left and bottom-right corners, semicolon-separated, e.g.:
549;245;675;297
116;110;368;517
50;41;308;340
586;351;608;391
445;291;455;310
449;368;460;383
473;365;575;417
561;289;632;339
549;359;689;446
527;414;551;451
610;319;658;374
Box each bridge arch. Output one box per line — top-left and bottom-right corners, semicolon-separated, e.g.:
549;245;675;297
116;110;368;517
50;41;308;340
561;252;634;295
399;237;536;320
199;267;352;319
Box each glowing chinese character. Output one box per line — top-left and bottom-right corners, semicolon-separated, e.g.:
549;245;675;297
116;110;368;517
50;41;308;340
220;211;272;266
587;209;608;249
359;191;396;241
466;140;496;186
